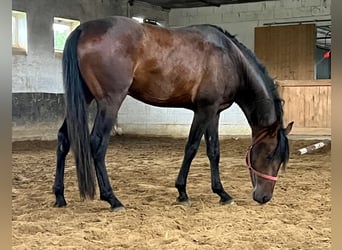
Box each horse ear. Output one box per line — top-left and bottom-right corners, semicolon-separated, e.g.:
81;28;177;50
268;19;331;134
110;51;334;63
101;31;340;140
285;121;294;135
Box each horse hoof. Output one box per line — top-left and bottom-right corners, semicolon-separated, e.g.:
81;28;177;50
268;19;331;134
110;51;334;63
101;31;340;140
176;198;191;207
220;199;236;205
53;202;67;208
111;206;125;212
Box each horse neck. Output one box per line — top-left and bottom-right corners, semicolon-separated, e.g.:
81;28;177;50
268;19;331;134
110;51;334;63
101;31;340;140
235;67;278;137
219;30;279;137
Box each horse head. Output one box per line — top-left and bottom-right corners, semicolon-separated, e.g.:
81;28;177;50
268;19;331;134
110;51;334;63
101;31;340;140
247;121;293;204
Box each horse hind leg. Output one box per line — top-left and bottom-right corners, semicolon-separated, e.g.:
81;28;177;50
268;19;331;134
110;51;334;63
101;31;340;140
53;119;69;207
90;98;124;211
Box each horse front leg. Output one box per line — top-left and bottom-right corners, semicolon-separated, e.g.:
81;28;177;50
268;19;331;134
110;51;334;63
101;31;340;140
204;114;234;204
175;110;212;205
53;119;69;207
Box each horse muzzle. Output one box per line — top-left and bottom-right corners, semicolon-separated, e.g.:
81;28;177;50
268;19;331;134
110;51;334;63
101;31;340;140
253;190;272;204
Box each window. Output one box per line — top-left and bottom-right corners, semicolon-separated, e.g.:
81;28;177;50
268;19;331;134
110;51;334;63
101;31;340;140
53;17;80;55
12;10;28;54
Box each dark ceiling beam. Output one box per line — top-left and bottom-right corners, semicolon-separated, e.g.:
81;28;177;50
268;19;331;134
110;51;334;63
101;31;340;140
198;0;221;7
133;0;290;9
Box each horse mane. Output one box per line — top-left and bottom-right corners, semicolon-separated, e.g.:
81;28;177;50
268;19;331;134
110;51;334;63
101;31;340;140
208;25;290;167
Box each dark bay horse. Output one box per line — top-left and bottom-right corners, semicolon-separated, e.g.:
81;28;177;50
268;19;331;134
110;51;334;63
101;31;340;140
53;16;293;211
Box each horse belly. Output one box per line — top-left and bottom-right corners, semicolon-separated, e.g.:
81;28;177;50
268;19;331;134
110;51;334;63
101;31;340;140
128;77;195;108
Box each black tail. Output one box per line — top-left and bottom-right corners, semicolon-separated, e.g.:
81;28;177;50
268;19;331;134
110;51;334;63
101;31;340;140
62;27;96;200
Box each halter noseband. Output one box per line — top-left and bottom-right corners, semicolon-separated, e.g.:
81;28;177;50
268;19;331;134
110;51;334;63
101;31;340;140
246;131;278;182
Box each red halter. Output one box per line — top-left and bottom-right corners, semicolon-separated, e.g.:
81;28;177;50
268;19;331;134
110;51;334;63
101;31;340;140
246;131;278;182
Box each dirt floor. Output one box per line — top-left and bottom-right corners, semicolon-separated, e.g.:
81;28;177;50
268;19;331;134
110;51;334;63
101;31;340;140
12;135;331;250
